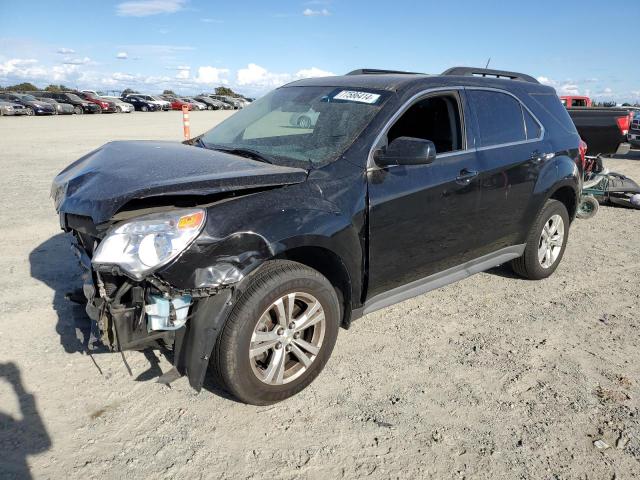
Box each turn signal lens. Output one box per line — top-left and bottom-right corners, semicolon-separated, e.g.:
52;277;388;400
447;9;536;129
178;211;205;230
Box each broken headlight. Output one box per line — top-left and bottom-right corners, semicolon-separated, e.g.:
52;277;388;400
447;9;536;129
92;209;206;279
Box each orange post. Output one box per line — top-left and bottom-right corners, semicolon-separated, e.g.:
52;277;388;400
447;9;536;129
182;104;190;140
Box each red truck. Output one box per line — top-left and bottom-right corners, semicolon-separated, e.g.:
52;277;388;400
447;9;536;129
561;95;631;155
561;96;592;108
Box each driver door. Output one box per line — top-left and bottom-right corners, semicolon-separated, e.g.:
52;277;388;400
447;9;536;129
367;90;483;299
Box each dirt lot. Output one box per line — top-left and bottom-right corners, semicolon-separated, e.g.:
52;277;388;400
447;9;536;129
0;111;639;479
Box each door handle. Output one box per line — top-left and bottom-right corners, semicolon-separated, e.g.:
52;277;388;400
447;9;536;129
456;168;479;184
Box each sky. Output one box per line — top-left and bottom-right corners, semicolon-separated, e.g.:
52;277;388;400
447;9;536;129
1;0;638;101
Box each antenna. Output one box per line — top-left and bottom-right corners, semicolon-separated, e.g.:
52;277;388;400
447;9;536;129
485;57;491;69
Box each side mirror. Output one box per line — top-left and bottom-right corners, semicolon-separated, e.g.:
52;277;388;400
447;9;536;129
374;137;437;167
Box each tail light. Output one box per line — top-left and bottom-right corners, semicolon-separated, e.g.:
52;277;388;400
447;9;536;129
579;139;587;171
616;114;631;136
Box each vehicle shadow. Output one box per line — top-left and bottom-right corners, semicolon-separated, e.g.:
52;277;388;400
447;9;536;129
29;234;100;356
0;362;51;479
485;264;521;279
28;234;164;380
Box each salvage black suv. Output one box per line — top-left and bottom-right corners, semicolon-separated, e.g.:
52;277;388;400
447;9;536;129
52;67;583;405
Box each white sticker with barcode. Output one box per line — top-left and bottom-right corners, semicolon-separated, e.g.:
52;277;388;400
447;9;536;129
333;90;381;104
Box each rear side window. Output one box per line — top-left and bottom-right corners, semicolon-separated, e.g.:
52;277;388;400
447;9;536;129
529;93;578;135
468;90;526;147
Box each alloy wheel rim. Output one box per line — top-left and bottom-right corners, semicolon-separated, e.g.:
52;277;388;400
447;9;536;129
249;291;326;385
538;214;564;268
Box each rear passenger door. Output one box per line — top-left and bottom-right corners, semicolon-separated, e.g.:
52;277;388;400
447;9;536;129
466;89;546;253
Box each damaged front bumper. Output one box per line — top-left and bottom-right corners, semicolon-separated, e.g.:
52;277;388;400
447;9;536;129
70;235;237;391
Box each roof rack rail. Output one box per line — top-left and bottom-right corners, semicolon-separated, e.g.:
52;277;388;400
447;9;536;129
441;67;539;84
346;68;424;76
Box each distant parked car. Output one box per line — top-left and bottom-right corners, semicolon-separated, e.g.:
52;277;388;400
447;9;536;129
37;97;74;115
207;94;241;109
0;101;28;116
181;97;207;110
149;95;172;111
193;96;221;110
122;95;160;112
75;91;117;113
0;93;56;115
201;94;234;109
168;98;192;110
38;91;101;114
102;96;134;113
123;94;169;111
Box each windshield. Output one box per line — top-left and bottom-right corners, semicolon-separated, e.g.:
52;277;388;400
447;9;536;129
65;93;83;102
21;94;37;101
200;86;387;166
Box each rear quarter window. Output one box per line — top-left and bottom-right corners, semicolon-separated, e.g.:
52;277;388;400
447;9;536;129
528;93;578;135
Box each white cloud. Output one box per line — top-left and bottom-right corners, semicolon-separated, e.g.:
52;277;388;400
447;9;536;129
0;58;48;80
63;56;91;65
236;63;334;89
116;52;129;59
236;63;291;88
194;66;230;85
294;67;334;79
303;8;330;16
116;0;186;17
56;48;76;55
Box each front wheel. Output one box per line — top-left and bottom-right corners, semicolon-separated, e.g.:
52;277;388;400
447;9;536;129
211;261;340;405
74;106;83;115
25;107;34;116
141;105;148;112
511;199;570;280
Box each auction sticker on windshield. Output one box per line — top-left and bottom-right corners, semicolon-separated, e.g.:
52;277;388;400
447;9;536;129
333;90;381;104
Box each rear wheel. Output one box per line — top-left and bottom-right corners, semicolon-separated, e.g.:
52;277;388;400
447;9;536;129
511;199;570;280
211;261;340;405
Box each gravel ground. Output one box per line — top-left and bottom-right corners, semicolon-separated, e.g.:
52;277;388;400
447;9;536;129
0;111;639;480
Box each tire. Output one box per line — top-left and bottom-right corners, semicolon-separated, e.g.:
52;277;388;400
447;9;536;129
74;106;83;115
141;105;148;112
576;195;599;219
211;260;340;405
25;107;34;116
116;106;122;113
511;199;570;280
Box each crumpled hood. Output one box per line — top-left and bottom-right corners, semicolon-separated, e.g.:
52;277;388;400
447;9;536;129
52;140;308;224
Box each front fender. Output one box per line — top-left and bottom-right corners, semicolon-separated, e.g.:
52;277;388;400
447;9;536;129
157;183;363;297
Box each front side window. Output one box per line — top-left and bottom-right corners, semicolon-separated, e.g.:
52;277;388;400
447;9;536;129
200;86;388;167
386;94;463;154
468;90;528;147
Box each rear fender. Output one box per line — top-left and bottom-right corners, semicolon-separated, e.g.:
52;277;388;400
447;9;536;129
525;153;580;235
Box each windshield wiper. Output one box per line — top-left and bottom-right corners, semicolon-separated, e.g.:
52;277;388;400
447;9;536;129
205;144;274;165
